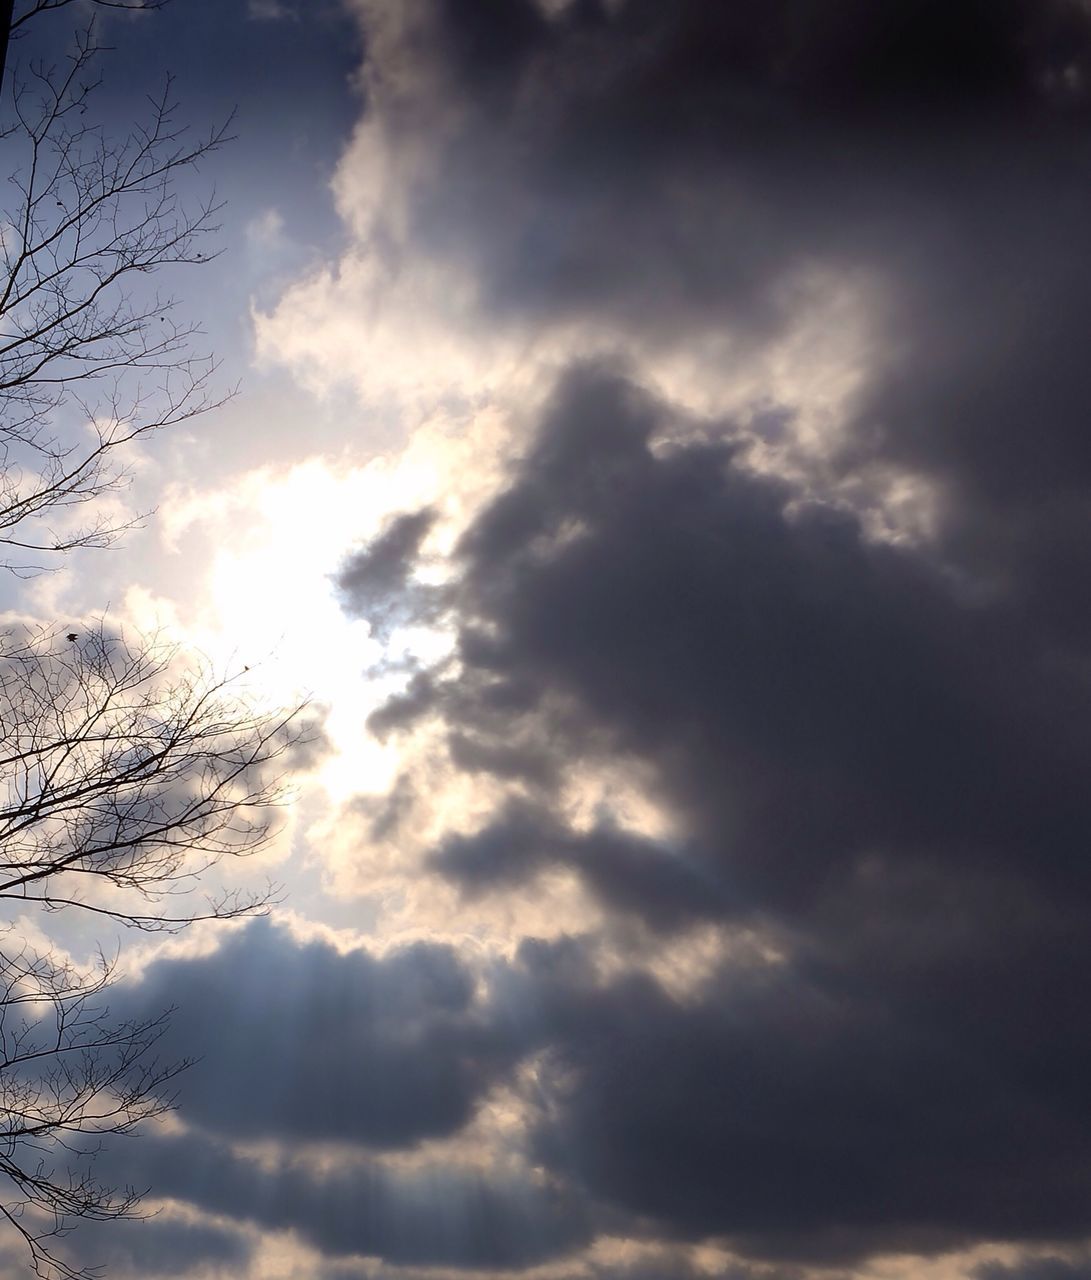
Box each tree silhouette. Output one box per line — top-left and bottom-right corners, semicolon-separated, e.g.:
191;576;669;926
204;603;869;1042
0;622;304;1278
0;2;167;92
0;11;307;1277
0;20;229;574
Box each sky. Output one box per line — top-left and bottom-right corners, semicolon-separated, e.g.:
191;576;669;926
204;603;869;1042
3;0;1091;1278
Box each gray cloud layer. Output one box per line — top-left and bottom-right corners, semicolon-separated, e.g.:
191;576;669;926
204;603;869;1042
103;921;587;1269
64;0;1091;1274
348;357;1091;1260
351;0;1091;647
124;920;520;1149
321;0;1091;1268
111;1125;587;1269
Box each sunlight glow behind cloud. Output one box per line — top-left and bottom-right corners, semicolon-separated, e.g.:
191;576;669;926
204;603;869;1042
143;455;457;804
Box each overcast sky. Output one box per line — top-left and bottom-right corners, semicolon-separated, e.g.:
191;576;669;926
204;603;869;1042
5;1;1091;1278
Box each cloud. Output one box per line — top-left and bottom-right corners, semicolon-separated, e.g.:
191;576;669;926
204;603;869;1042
83;919;589;1270
238;0;1091;1274
974;1261;1091;1280
505;929;1091;1263
337;507;440;640
117;918;523;1149
104;1126;588;1270
348;363;1091;1262
269;0;1091;606
325;0;1090;361
52;1213;253;1279
381;365;1091;918
432;799;727;932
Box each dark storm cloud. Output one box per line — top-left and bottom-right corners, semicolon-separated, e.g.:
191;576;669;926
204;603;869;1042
118;919;521;1149
314;1252;807;1280
578;1256;809;1280
99;1124;588;1270
339;509;435;606
359;364;1091;1262
359;0;1091;334
51;1216;252;1279
338;508;439;640
200;0;1091;1271
975;1261;1091;1280
397;365;1091;919
433;799;727;931
355;0;1091;649
505;926;1091;1262
82;921;596;1270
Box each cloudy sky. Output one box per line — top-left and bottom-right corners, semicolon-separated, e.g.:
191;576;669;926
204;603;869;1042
5;0;1091;1278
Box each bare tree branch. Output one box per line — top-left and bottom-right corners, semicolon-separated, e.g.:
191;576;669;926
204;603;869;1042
0;15;317;1277
0;622;305;927
0;27;233;573
2;1;168;93
11;1;167;36
0;935;184;1280
0;622;311;1278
